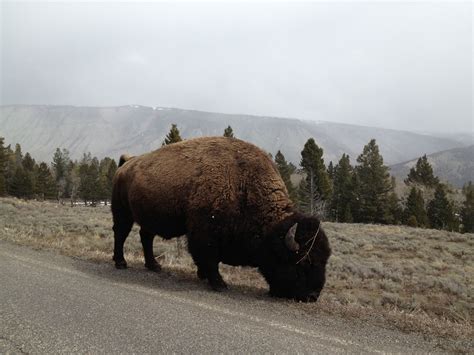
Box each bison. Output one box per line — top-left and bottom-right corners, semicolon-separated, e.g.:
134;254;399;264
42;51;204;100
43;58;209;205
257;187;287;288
112;137;331;302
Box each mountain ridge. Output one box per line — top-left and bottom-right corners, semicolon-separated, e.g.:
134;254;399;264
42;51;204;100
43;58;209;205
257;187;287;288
0;105;468;174
389;145;474;188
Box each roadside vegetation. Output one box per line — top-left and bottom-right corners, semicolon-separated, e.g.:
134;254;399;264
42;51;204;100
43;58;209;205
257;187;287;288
1;197;472;345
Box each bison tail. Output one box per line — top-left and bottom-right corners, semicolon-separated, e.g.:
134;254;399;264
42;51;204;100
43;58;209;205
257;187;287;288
118;154;134;167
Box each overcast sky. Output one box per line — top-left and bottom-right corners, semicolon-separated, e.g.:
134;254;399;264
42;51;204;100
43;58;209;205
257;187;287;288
1;1;472;133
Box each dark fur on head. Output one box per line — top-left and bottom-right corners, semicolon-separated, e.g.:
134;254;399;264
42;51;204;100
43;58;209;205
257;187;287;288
259;212;331;302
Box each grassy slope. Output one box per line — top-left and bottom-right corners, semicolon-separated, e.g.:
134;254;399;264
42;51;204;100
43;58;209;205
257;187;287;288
0;197;472;348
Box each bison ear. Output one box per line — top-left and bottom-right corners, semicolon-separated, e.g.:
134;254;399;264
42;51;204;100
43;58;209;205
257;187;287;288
285;223;300;252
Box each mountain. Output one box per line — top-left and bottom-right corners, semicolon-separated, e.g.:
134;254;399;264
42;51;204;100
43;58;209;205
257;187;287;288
428;132;474;148
389;145;474;188
0;105;466;168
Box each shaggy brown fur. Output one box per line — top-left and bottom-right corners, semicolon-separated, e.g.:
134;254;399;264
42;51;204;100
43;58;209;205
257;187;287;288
112;137;331;301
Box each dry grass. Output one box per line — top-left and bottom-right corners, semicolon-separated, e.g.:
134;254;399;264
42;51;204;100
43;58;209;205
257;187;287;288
1;197;472;345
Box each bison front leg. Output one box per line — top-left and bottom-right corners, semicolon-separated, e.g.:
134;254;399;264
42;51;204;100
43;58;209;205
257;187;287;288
140;228;161;272
187;234;227;291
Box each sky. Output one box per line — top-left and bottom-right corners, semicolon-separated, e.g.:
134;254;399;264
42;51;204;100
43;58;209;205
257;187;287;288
1;1;472;133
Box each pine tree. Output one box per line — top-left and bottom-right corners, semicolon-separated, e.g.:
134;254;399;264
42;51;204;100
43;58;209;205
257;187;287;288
107;159;117;181
274;150;297;202
223;125;235;138
98;157;117;204
297;178;311;211
52;148;65;180
288;162;297;174
68;161;80;206
78;153;93;204
22;152;36;172
355;139;392;224
0;137;7;196
14;144;23;168
98;158;108;202
327;161;335;180
427;184;456;231
389;203;403;226
461;187;474;233
163;124;182;145
77;154;102;206
298;138;331;216
405;155;439;187
462;181;474;196
36;162;57;200
349;172;362;222
106;159;118;201
52;148;71;201
329;154;354;222
88;157;101;205
4;144;15;195
6;144;37;199
403;187;428;227
386;178;402;225
22;152;37;195
9;166;33;199
63;159;76;199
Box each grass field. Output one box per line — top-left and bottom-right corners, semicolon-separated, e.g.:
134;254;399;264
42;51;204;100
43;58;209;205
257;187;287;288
1;197;472;350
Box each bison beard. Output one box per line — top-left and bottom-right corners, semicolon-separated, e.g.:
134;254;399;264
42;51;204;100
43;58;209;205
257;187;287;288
112;137;331;302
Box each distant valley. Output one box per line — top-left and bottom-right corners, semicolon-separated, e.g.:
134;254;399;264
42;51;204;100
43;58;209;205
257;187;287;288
1;105;471;186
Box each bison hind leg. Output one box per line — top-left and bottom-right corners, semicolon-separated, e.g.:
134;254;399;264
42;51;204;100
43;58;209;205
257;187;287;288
140;228;161;272
112;215;134;269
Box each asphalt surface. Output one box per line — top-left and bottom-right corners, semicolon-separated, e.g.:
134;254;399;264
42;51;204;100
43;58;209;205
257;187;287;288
0;240;446;354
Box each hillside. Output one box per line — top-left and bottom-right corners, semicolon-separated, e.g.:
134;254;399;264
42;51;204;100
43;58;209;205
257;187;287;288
0;105;465;167
390;145;474;188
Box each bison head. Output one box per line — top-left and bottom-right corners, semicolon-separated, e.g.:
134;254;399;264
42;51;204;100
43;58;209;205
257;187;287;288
259;213;331;302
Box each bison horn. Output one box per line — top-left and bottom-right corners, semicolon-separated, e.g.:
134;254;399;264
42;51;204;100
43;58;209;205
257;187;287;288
285;223;300;252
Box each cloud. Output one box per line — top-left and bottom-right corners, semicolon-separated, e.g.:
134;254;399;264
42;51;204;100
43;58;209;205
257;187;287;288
119;52;148;66
1;1;472;133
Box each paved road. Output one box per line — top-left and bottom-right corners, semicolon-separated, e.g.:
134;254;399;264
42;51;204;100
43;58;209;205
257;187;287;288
0;241;444;354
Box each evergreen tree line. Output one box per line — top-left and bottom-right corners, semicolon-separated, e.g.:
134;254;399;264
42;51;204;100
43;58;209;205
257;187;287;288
0;137;117;205
274;139;473;234
1;124;473;233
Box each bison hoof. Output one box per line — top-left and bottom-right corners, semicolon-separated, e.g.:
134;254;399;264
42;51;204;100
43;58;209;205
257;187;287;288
209;279;228;292
115;261;128;269
145;262;162;272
